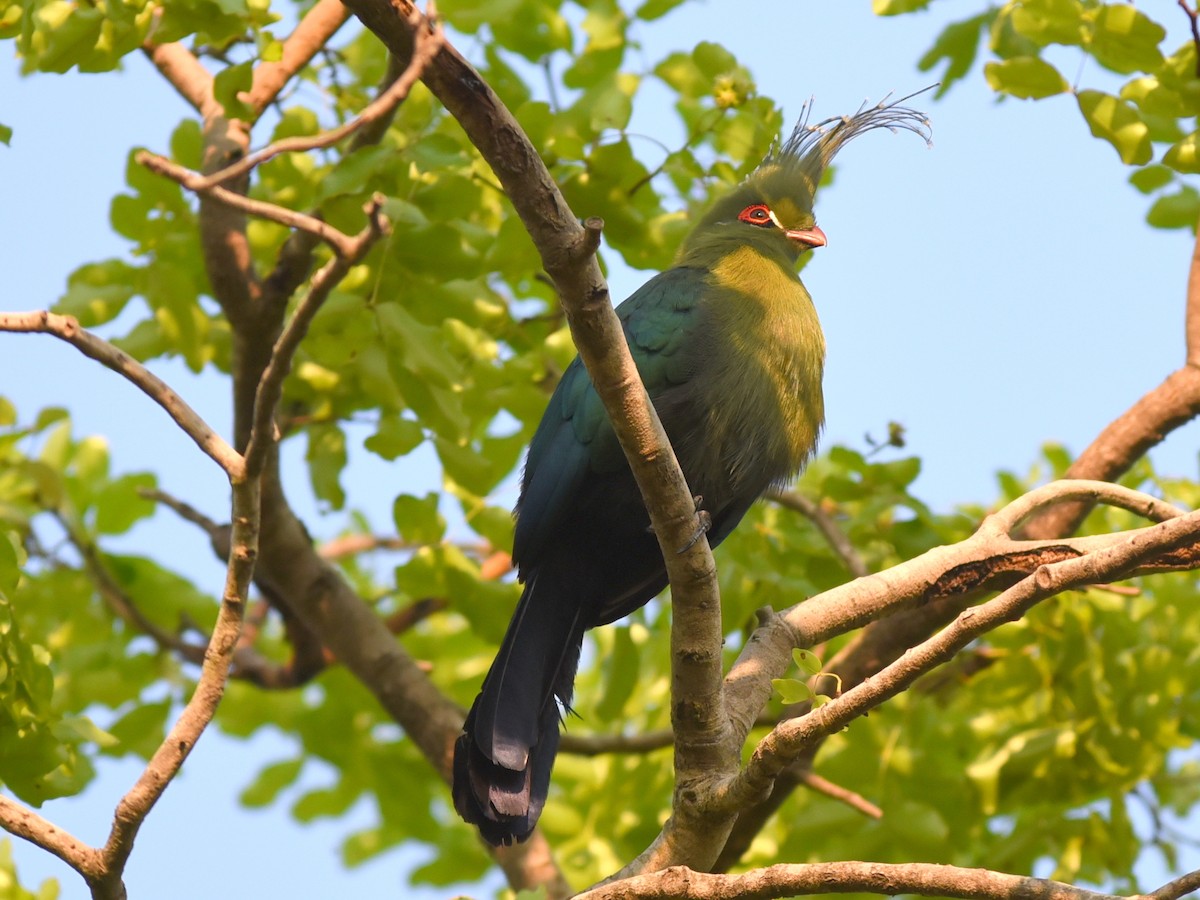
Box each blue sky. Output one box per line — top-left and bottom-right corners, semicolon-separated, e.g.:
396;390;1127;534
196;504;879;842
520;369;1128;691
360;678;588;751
2;2;1199;896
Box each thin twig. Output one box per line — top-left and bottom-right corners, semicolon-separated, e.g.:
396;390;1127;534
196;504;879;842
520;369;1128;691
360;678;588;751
0;312;242;479
1179;1;1200;80
138;488;225;542
797;770;882;819
53;511;208;666
242;195;389;479
768;489;869;578
988;479;1185;535
137;152;362;256
198;6;443;189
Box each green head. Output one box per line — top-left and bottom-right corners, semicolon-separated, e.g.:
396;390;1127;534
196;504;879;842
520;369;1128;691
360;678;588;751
679;94;932;267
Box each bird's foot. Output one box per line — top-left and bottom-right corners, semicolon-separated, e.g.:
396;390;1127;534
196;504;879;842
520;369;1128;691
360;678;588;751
677;495;712;553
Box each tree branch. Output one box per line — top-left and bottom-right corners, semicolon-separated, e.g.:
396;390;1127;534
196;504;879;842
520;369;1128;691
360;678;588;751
720;500;1200;814
576;861;1143;900
796;770;882;820
768;489;868;578
137;152;365;256
247;0;352;116
242;195;388;478
89;477;260;899
200;7;443;190
141;39;216;116
340;0;731;884
1022;214;1200;540
0;312;242;478
0;796;103;885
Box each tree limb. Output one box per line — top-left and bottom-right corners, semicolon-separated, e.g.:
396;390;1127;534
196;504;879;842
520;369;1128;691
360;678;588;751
768;488;869;578
720;499;1200;814
89;476;259;899
141;39;216;116
1022;214;1200;540
242;195;388;478
137;152;365;256
0;797;103;885
341;0;732;882
247;0;352;116
576;861;1159;900
200;6;443;190
0;312;242;478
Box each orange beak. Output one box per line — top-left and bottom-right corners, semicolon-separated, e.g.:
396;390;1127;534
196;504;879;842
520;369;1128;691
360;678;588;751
786;225;827;248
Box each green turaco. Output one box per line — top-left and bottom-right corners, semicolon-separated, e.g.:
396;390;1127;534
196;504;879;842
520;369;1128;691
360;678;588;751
453;96;931;846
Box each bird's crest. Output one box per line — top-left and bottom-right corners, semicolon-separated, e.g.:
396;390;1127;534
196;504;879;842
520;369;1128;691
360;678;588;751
751;87;934;203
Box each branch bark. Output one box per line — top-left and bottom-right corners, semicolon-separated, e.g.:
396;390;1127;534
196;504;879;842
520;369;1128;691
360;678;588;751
0;311;242;477
247;0;352;116
576;861;1193;900
340;0;732;883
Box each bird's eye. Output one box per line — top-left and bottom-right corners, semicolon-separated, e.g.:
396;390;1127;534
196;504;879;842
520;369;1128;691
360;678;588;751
738;204;774;227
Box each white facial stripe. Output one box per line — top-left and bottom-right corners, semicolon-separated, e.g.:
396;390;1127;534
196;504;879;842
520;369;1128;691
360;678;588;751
767;208;784;229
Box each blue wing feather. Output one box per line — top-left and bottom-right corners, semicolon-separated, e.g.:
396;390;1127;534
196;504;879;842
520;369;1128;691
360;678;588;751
512;267;706;569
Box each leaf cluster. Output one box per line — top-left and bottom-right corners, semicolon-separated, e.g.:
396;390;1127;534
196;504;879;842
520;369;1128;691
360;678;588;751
894;0;1200;230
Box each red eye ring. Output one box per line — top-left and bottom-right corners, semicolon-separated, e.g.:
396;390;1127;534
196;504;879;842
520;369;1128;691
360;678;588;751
738;204;773;227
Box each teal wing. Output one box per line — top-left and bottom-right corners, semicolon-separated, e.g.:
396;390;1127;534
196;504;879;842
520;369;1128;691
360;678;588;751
512;266;707;568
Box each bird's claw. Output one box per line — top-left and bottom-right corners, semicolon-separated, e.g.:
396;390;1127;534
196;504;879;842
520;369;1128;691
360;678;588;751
677;496;712;553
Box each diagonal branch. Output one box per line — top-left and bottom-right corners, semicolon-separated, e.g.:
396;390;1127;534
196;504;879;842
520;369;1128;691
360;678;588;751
0;312;242;478
247;0;352;116
0;796;103;885
242;196;388;478
718;501;1200;814
137;152;364;256
768;488;868;578
200;7;443;190
1022;212;1200;540
142;39;216;117
91;477;261;899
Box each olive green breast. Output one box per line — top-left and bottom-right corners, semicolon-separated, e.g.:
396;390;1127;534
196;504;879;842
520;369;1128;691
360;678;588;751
693;244;826;492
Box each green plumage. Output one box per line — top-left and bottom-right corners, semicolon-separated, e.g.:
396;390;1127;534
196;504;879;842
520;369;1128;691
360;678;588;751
454;95;932;846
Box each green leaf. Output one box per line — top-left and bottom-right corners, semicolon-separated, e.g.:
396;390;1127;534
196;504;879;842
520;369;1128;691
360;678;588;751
212;60;255;121
364;415;424;461
984;57;1068;99
306;423;347;510
1010;0;1086;48
635;0;686;21
1146;186;1200;230
392;493;445;544
0;531;19;596
105;700;170;760
918;12;993;97
1085;5;1165;75
93;473;156;535
595;626;640;722
31;2;105;73
1128;164;1174;194
240;758;304;808
0;838;60;899
772;677;812;705
792;648;823;677
1076;90;1152;165
0;122;12;146
1164;133;1200;175
872;0;931;14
